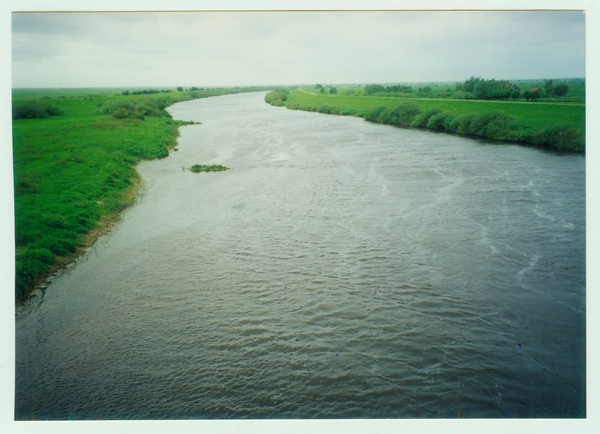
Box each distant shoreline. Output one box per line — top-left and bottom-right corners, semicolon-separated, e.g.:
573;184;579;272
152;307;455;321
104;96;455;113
269;87;585;153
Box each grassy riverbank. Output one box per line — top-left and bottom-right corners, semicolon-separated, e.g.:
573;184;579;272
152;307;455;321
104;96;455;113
12;87;261;301
270;88;585;152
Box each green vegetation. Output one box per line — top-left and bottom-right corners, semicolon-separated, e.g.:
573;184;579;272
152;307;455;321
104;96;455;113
329;77;584;102
13;86;264;301
264;89;289;106
266;85;584;152
189;164;230;173
13;101;65;120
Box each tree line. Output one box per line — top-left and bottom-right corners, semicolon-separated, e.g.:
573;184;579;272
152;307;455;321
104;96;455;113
357;77;570;101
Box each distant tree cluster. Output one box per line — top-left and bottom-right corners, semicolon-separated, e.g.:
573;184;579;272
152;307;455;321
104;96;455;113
363;84;385;95
386;85;413;93
122;89;173;96
455;76;513;100
545;80;569;97
523;89;543;101
363;84;417;95
417;86;432;95
13;101;65;120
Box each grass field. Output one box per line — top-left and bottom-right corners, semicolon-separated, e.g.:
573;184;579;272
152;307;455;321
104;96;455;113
12;87;262;301
279;87;584;151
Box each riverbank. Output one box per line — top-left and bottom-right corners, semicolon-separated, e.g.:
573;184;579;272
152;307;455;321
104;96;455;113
267;88;585;152
12;87;264;302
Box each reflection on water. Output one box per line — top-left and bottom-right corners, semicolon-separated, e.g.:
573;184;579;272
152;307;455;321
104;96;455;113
16;92;585;419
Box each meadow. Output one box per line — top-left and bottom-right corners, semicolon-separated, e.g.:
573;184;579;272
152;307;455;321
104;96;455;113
276;86;585;152
12;86;264;300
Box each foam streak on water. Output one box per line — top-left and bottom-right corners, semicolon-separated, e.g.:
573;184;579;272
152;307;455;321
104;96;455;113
16;92;585;419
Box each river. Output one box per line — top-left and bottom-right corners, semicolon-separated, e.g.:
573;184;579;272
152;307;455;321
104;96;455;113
15;91;585;419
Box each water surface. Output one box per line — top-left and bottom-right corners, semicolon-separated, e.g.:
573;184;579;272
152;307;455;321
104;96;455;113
16;92;585;419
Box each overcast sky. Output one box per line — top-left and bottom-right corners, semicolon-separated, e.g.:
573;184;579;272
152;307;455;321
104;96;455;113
10;9;585;88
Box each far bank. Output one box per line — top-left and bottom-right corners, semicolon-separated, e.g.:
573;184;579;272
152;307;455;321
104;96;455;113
265;88;584;153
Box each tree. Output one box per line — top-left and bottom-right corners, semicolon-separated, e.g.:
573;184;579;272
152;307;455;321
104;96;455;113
523;89;542;101
545;80;554;97
330;87;337;95
320;87;326;94
553;83;569;97
177;87;183;92
463;76;482;93
511;90;521;100
122;90;130;96
364;84;385;95
473;81;490;99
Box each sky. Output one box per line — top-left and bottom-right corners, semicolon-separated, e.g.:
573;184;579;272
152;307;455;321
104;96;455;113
11;9;586;88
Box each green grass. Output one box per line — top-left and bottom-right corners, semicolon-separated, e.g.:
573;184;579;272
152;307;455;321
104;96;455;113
281;87;585;151
12;87;262;301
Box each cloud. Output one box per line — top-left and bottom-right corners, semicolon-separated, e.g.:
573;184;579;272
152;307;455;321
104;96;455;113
11;10;585;87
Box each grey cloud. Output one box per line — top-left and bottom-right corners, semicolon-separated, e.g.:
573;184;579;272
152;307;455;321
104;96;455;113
11;10;586;88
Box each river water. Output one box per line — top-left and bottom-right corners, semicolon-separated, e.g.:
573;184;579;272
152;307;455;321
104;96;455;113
15;92;585;419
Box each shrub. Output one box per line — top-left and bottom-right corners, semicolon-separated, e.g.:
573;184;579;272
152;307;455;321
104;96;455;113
532;124;584;152
264;89;289;105
112;107;129;119
467;110;515;140
411;107;443;127
448;113;478;134
13;101;65;120
376;107;395;124
427;111;456;131
190;164;230;172
392;101;422;125
364;105;387;122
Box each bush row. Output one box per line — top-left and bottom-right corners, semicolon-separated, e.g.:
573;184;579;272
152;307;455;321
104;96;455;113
13;101;65;120
95;96;174;120
266;92;584;152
